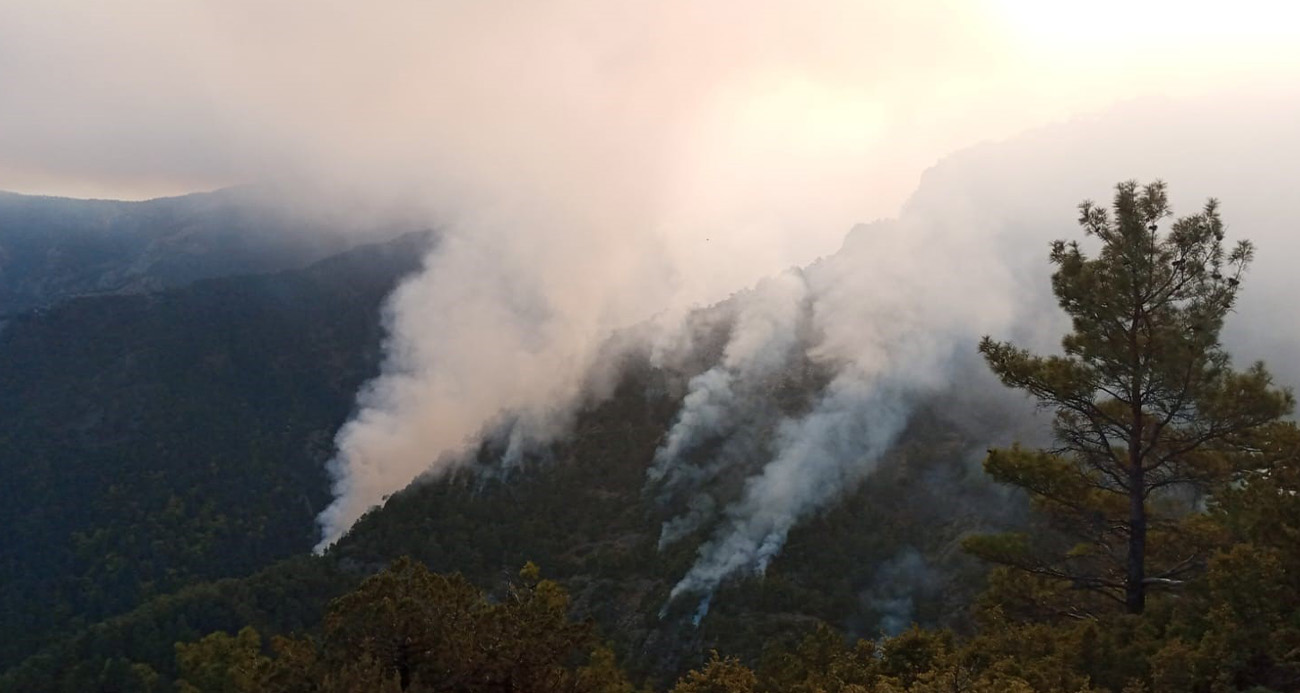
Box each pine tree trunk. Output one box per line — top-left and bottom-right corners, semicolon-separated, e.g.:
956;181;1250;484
1126;462;1146;614
1127;370;1147;614
1127;299;1147;615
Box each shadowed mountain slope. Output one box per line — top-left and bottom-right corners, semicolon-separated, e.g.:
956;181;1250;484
0;231;430;667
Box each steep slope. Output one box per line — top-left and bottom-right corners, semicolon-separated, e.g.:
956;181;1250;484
0;232;429;667
323;322;1030;681
2;298;1032;691
0;194;1047;687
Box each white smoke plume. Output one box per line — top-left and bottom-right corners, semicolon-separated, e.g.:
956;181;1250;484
667;374;917;608
649;271;811;547
309;0;1033;550
667;199;1021;605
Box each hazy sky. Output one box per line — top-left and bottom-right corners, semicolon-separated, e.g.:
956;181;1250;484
2;0;1297;218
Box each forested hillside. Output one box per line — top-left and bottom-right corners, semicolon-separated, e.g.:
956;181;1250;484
0;231;430;667
4;182;1300;693
0;223;1034;689
2;343;1026;691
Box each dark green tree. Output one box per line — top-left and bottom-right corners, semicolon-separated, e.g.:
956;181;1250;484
669;652;758;693
319;556;485;690
174;627;270;693
1149;421;1300;691
969;180;1292;615
201;557;619;693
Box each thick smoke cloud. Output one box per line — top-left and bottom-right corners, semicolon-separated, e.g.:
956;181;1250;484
4;3;1298;565
292;0;1041;549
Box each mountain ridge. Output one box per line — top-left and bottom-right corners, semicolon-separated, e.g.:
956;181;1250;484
0;186;413;316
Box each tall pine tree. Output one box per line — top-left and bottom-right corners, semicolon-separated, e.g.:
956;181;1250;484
968;180;1292;615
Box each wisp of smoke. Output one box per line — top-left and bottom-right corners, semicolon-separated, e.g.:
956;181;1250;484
864;547;940;636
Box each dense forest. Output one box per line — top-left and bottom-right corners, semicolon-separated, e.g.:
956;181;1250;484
0;231;431;668
3;181;1300;692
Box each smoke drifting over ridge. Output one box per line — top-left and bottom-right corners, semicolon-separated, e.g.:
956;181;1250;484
314;76;1300;566
304;0;1046;549
6;3;1297;580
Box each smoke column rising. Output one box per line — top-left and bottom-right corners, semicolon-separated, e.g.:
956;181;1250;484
649;271;811;547
310;0;1020;549
667;201;1021;606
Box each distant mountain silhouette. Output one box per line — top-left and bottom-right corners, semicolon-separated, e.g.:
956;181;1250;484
0;187;408;317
